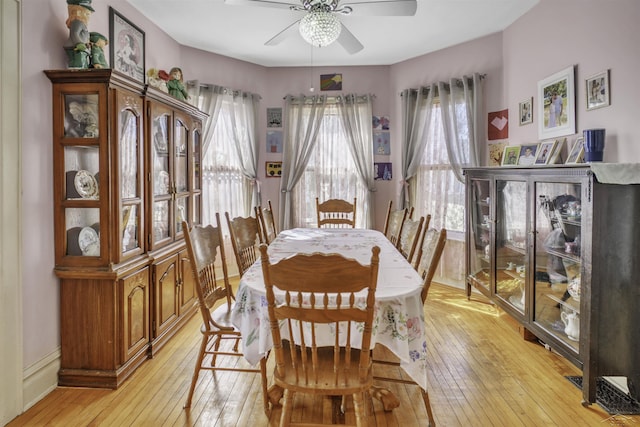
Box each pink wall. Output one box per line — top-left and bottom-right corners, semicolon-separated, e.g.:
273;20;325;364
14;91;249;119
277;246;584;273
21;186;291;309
20;0;640;382
504;0;640;162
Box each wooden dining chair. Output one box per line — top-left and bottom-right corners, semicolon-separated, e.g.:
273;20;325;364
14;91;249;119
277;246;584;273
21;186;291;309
259;244;380;427
255;200;278;244
316;197;357;228
396;214;429;264
225;212;264;276
414;227;448;303
382;200;409;246
372;227;446;427
182;215;269;413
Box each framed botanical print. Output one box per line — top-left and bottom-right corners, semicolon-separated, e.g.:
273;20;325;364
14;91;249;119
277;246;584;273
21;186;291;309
109;7;145;83
537;66;576;140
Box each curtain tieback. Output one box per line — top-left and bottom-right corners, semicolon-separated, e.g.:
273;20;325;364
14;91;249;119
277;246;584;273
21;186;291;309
250;179;262;193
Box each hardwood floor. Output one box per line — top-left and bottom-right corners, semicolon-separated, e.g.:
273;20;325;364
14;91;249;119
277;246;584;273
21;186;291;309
8;283;639;426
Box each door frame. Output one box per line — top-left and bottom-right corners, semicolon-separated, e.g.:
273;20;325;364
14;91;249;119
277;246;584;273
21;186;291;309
0;0;24;424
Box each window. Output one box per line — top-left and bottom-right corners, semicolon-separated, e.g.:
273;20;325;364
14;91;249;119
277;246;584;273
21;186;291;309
292;104;368;228
414;102;465;234
201;99;247;226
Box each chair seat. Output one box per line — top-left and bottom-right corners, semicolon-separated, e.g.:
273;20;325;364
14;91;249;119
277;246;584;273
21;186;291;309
202;304;238;334
274;342;373;395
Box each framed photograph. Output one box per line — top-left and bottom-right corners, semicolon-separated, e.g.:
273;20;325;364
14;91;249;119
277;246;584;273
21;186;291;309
109;7;145;84
535;140;557;165
586;70;610;111
537;65;576;140
519;98;533;125
548;137;566;164
518;144;539;166
501;146;520;166
565;137;585;164
265;161;282;178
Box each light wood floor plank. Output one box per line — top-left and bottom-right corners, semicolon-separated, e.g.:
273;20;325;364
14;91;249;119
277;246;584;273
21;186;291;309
7;283;640;427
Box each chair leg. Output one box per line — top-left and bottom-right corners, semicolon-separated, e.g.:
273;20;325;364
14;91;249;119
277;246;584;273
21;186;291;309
259;356;271;416
280;389;294;427
211;335;222;366
421;388;435;427
352;392;367;427
184;334;209;408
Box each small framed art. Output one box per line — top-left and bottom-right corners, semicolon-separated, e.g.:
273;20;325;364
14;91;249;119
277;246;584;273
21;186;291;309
535;140;557;165
565;137;585;164
266;161;282;177
109;7;145;83
502;146;520;166
519;98;533;125
586;70;610;111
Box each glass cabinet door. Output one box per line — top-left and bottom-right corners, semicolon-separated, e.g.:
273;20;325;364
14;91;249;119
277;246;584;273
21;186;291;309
150;105;172;246
495;179;527;313
467;178;491;292
118;102;143;257
533;181;582;352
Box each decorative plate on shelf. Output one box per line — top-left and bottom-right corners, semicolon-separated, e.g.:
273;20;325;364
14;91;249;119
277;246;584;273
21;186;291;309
78;226;100;256
74;170;99;199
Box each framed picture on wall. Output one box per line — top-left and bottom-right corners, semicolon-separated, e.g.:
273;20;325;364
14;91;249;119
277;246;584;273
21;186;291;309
586;70;610;111
109;8;145;84
537;65;576;140
519;98;533;125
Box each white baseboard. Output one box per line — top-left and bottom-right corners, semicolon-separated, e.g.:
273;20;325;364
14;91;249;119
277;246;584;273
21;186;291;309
22;348;60;411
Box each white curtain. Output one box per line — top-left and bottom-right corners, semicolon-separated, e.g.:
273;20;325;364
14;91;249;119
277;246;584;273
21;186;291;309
402;74;484;287
400;86;435;208
190;82;261;221
279;94;327;230
335;94;376;228
438;73;483;183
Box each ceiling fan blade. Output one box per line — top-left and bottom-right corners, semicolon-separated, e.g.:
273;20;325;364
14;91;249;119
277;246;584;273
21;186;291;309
337;23;363;54
341;0;417;16
224;0;298;11
265;20;301;46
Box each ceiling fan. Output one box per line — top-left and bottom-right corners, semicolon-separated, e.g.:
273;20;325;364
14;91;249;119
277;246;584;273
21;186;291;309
224;0;418;54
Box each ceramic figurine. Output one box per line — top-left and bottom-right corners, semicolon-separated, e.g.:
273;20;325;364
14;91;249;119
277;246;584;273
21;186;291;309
167;67;189;101
89;32;108;69
64;0;93;69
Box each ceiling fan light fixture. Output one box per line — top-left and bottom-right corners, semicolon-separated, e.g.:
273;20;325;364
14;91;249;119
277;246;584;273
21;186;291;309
299;11;341;47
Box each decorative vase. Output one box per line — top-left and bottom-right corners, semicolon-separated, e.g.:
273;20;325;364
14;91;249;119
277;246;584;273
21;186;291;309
583;128;605;162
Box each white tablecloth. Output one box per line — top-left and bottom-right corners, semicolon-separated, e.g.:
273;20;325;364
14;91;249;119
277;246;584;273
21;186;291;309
230;228;428;390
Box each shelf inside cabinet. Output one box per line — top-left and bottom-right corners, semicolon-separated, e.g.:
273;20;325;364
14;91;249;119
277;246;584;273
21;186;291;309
546;293;580;314
503;242;526;255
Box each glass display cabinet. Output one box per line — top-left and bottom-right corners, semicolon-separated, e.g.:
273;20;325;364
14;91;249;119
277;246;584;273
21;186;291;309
464;165;640;407
45;70;205;388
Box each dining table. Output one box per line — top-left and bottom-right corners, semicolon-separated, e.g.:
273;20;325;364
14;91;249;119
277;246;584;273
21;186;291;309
230;227;428;407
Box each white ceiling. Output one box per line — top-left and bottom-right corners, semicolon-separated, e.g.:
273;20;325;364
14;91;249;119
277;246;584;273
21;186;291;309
128;0;539;68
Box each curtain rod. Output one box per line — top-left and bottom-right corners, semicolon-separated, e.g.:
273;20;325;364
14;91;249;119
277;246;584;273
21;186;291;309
281;94;376;102
401;73;487;96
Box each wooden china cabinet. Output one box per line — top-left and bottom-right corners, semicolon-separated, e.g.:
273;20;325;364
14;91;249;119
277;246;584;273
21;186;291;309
45;69;205;388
